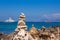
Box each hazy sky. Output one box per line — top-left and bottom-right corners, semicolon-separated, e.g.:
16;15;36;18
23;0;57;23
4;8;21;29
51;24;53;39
0;0;60;22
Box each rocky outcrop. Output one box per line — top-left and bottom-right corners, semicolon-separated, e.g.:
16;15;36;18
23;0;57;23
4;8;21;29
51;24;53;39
0;33;5;40
0;13;60;40
29;24;40;40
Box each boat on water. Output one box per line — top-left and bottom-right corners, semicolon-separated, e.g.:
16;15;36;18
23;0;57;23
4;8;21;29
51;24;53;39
4;17;15;22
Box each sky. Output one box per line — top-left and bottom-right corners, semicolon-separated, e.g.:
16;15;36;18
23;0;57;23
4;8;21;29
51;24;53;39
0;0;60;22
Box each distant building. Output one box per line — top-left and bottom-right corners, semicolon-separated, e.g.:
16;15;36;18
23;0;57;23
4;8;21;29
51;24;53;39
5;17;15;22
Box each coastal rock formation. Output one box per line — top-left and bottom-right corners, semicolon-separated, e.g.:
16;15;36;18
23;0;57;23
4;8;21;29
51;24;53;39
29;24;40;40
0;13;60;40
12;13;60;40
0;33;5;40
49;26;60;40
39;26;51;40
30;24;39;35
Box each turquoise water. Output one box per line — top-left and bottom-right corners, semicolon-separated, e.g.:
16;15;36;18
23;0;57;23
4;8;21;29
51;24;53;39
0;22;60;34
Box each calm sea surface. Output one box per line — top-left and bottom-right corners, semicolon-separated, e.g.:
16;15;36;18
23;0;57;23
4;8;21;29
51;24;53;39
0;22;60;34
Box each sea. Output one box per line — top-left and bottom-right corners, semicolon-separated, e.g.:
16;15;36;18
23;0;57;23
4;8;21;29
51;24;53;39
0;22;60;34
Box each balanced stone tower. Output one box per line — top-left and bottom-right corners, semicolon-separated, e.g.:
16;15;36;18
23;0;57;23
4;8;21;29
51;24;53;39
13;12;28;40
15;12;27;32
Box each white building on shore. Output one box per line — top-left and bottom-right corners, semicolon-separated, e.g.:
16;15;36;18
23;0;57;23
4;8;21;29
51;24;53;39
5;17;15;22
